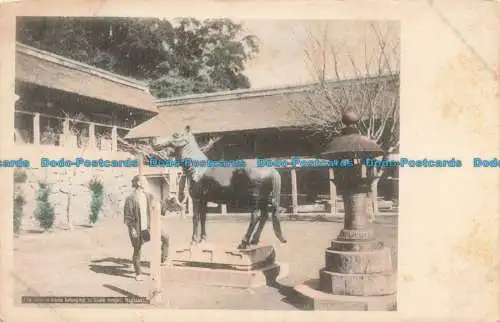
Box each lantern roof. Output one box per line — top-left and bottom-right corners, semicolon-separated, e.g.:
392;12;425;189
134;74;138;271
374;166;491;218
319;111;384;159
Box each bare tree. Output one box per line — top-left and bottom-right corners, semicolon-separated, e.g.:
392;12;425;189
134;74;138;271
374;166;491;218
291;22;400;216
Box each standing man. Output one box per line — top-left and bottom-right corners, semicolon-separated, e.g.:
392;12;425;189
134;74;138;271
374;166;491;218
124;174;169;281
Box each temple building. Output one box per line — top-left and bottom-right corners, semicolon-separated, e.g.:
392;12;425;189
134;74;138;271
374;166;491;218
125;74;400;215
14;43;158;230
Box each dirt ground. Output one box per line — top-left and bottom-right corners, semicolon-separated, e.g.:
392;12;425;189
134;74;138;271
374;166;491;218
13;214;398;310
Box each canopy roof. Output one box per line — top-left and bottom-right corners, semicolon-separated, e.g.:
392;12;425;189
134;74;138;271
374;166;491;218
125;74;398;139
16;43;158;113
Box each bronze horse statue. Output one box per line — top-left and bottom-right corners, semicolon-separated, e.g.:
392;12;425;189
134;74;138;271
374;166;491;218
152;126;287;249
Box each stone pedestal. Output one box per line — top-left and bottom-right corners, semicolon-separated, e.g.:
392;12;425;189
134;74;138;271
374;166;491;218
163;244;288;288
294;192;396;311
294;280;396;311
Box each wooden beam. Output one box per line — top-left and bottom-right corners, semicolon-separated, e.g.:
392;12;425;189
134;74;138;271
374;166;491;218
62;117;70;139
138;153;144;175
291;168;298;215
328;168;336;216
88;123;96;150
169;169;178;194
149;192;162;304
15;110;131;131
188;195;193;217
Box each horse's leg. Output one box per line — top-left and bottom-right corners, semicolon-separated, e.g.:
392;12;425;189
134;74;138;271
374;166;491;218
271;204;287;243
250;205;269;245
200;200;208;243
270;171;287;243
237;207;260;250
191;198;201;245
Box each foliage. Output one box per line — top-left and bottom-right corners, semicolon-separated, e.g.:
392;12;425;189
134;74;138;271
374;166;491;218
13;168;28;235
14;168;28;184
17;17;259;98
34;181;55;230
88;177;104;224
291;22;400;215
161;196;183;215
13;191;27;235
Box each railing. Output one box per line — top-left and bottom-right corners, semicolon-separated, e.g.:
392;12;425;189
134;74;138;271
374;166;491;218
14;110;131;152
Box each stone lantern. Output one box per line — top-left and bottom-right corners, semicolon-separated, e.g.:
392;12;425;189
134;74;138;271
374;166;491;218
294;111;396;311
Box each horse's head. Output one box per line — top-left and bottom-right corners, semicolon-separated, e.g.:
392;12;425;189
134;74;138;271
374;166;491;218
151;125;196;159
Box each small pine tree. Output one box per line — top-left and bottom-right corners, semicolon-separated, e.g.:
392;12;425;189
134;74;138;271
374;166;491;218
14;168;28;184
34;181;55;231
13;192;26;235
88;177;104;225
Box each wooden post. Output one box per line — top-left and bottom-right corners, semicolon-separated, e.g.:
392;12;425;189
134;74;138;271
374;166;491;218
328;168;337;216
62;117;70;147
111;126;118;152
169;169;178;193
149;189;163;304
188;195;193;217
138;152;144;175
291;168;298;215
33;112;40;145
88;123;96;150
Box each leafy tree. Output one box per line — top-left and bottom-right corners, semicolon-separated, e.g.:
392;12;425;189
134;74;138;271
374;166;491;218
16;17;259;98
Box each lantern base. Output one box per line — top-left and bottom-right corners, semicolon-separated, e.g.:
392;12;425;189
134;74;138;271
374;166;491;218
319;267;396;296
294;279;396;311
324;246;394;275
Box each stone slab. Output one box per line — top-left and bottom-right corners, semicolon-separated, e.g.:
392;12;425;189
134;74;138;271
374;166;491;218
294;279;396;311
330;239;383;252
319;269;396;296
336;229;375;241
169;244;276;270
162;262;289;288
324;247;393;274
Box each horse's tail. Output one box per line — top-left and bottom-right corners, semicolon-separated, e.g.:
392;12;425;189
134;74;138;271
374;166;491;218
270;169;287;243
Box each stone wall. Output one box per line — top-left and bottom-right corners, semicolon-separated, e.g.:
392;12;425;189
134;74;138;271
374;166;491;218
12;145;141;231
20;165;138;231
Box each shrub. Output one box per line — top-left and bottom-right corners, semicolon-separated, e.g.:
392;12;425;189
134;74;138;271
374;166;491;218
13;191;26;235
14;168;28;184
88;177;104;224
13;168;28;235
161;195;183;215
34;181;55;230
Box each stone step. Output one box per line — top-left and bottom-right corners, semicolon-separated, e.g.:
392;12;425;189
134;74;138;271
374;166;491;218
294;279;396;311
169;244;276;270
162;262;289;288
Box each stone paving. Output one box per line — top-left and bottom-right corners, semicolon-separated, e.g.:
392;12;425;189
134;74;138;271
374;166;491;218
13;214;397;310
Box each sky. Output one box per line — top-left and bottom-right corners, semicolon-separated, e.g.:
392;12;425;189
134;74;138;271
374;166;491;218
237;20;400;89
